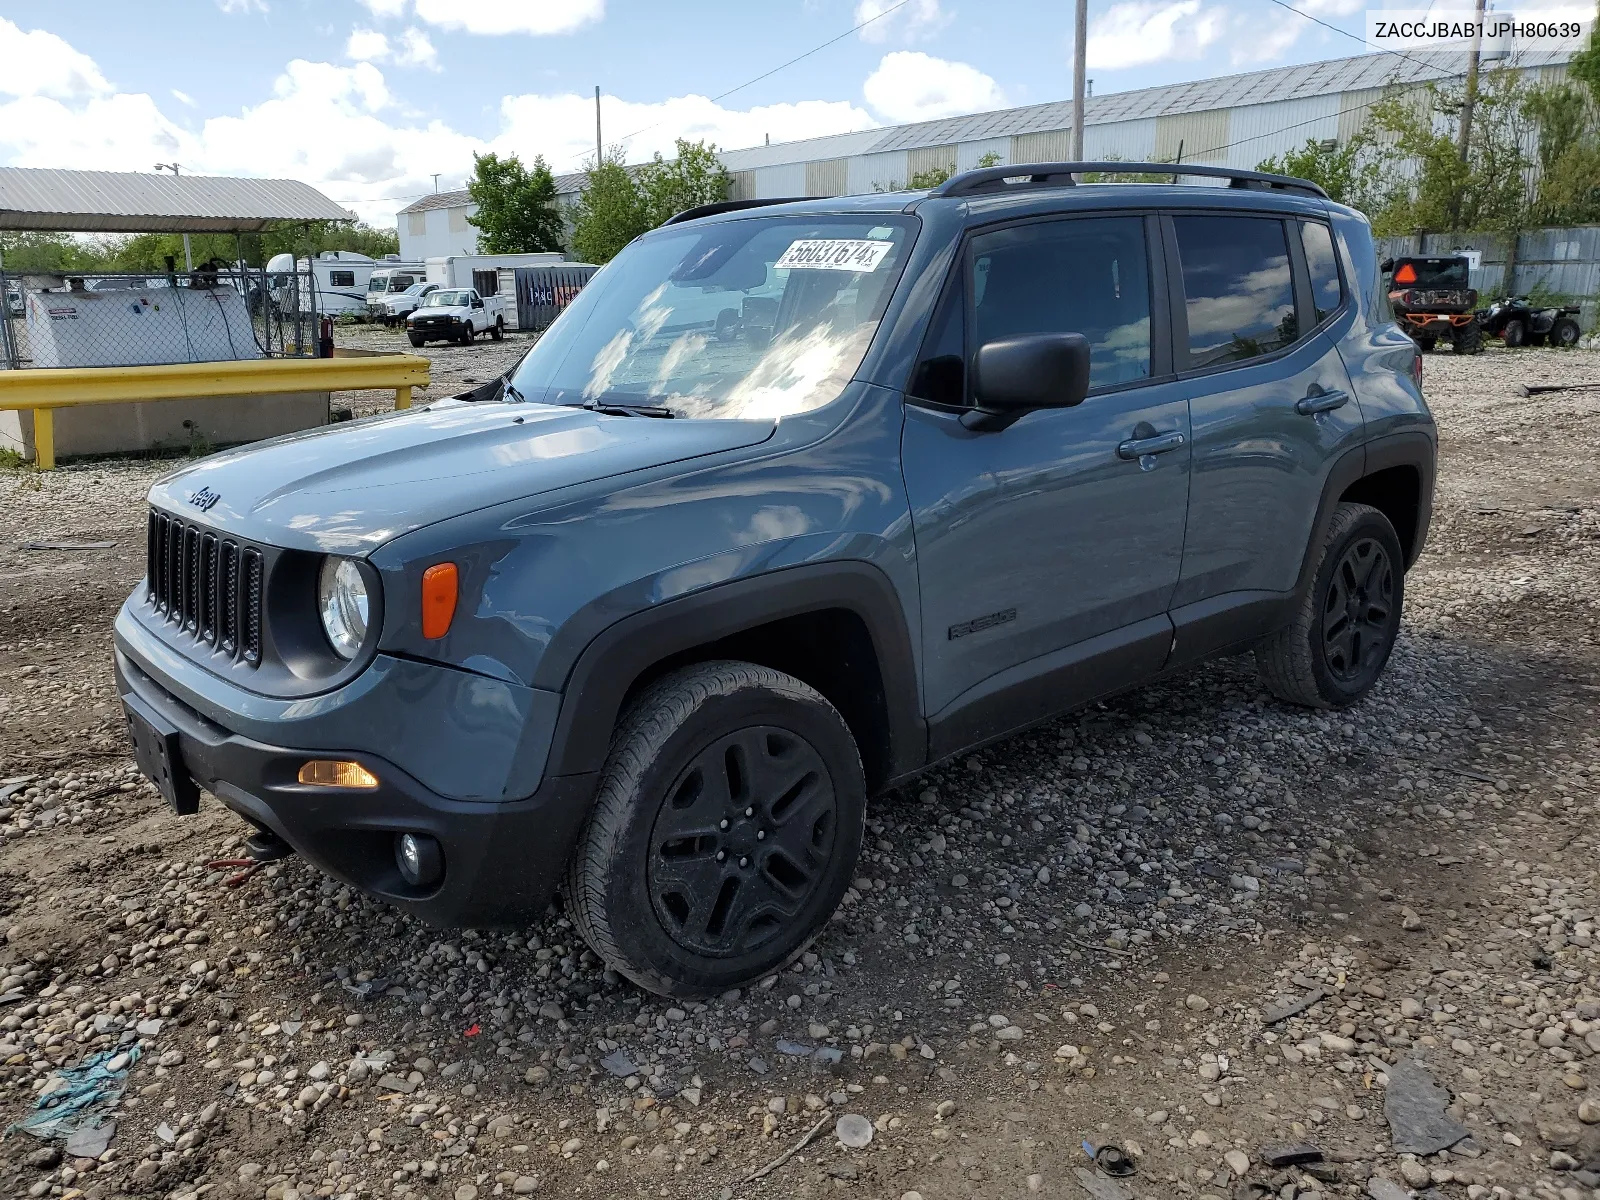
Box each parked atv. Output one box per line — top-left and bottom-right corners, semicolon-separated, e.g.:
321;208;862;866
1381;255;1482;354
1477;296;1582;348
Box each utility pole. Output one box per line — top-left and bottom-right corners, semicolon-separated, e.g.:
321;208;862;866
155;162;193;271
595;86;604;168
1072;0;1088;162
1457;0;1487;163
431;173;441;193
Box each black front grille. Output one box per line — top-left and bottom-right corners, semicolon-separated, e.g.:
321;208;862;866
146;509;263;665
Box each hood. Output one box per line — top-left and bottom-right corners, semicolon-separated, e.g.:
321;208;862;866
148;402;776;553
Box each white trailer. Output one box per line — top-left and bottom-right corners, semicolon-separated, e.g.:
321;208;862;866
264;250;378;317
425;253;566;325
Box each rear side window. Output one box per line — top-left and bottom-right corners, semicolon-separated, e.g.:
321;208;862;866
1173;215;1297;369
1300;222;1343;323
970;217;1152;390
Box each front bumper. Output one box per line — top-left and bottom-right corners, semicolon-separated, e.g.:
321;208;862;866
116;648;596;926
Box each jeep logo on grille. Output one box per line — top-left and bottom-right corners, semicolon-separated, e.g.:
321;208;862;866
187;487;221;513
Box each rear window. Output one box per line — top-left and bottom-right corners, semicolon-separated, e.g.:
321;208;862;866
1173;215;1298;369
1393;258;1468;288
1300;222;1343;324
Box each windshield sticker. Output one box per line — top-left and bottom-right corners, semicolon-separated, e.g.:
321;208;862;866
775;239;893;273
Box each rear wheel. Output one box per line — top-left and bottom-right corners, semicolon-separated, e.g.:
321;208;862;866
491;317;505;341
1503;318;1527;347
1451;320;1483;354
1552;318;1580;347
566;661;865;998
1414;333;1437;352
1256;502;1404;710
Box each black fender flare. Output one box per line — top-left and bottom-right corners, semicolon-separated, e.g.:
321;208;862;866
1294;430;1436;595
538;561;927;787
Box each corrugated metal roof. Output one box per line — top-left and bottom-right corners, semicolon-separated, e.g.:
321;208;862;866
397;188;473;215
732;45;1573;163
0;168;354;233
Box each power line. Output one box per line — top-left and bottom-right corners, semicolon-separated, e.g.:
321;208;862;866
565;0;917;168
1265;0;1457;75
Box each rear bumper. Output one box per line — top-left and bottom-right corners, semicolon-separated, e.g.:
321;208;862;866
115;649;596;927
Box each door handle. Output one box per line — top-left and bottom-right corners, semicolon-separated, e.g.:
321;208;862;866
1296;389;1349;415
1117;430;1186;460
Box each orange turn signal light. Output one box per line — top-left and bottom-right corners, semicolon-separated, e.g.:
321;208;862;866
298;760;379;789
421;562;458;639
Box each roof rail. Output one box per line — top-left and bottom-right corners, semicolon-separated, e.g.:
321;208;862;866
663;196;821;225
930;162;1328;200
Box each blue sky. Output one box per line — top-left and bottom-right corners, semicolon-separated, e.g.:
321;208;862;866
1;0;1380;225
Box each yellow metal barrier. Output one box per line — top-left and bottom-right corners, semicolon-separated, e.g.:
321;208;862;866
0;354;431;469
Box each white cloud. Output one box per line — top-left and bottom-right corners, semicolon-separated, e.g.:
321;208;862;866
1229;13;1306;63
1085;0;1225;70
216;0;268;12
360;0;409;15
497;91;874;171
862;51;1003;123
1299;0;1363;14
411;0;603;35
395;28;439;67
171;88;197;107
0;17;112;99
346;28;391;61
855;0;949;42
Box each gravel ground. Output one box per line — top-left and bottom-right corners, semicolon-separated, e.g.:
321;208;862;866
1;346;1598;1200
334;325;532;418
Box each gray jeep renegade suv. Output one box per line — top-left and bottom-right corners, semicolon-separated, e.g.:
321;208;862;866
115;162;1435;997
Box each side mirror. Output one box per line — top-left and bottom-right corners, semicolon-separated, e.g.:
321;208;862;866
964;333;1092;431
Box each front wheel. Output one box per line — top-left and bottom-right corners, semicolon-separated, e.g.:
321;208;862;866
407;334;425;348
459;324;475;346
490;317;505;341
1256;502;1404;709
566;661;865;998
1503;318;1527;347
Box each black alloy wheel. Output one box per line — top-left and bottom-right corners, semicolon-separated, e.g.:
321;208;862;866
1321;536;1394;683
647;726;838;959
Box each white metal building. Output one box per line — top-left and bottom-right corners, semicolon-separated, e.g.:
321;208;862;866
395;44;1573;242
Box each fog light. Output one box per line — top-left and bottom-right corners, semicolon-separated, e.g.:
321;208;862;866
298;760;378;789
396;833;443;887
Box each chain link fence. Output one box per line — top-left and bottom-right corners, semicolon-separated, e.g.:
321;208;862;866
0;261;327;371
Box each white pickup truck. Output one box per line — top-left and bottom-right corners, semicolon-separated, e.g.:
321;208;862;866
373;281;439;326
405;287;507;347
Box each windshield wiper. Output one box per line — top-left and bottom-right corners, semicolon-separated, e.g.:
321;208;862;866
504;379;525;404
577;400;677;419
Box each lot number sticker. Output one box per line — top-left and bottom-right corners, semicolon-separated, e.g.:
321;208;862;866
776;239;892;272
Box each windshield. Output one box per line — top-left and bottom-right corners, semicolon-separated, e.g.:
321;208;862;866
425;290;472;307
403;283;427;296
1393;258;1469;288
508;214;915;419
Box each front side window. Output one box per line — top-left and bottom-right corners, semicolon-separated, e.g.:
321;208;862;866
509;215;915;419
969;217;1152;391
1300;221;1343;324
1174;215;1298;369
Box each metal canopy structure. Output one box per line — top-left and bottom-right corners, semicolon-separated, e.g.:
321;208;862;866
0;168;354;233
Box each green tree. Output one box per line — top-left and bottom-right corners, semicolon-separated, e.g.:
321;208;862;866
638;138;729;226
466;152;564;254
0;232;104;273
1257;128;1392;214
1522;81;1600;224
570;152;649;264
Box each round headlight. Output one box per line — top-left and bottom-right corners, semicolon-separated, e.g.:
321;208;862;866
317;557;369;659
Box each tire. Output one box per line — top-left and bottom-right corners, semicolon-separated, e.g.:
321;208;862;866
460;324;475;346
566;660;866;998
1451;320;1483;354
491;317;505;341
1414;333;1437;352
407;334;425;348
1552;317;1580;348
1503;318;1527;347
1255;502;1405;710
